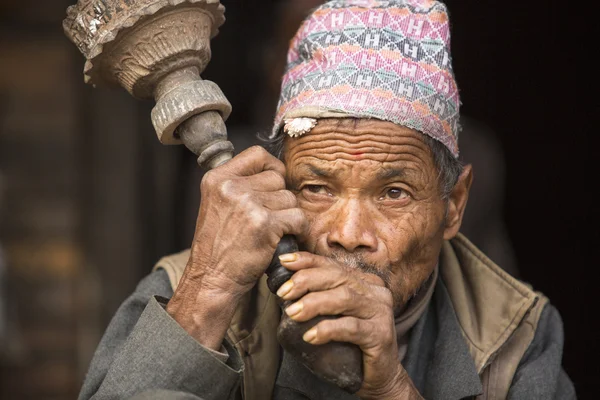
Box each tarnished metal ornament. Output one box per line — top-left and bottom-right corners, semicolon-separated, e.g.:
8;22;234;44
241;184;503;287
63;0;233;165
63;0;225;99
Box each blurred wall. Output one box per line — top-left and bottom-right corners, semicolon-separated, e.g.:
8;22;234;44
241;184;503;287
0;1;84;398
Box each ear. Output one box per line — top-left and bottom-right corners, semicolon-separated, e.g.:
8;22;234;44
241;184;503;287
443;164;473;240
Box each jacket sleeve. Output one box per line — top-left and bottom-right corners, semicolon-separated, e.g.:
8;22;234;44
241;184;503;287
78;269;244;400
508;303;576;399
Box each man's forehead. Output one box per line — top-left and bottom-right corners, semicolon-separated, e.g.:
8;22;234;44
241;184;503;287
305;118;418;136
284;118;431;157
283;118;436;179
292;161;419;181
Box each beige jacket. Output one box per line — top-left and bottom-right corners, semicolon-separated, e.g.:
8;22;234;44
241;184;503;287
154;234;547;400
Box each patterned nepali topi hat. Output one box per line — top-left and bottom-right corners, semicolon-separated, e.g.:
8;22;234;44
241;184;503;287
272;0;461;157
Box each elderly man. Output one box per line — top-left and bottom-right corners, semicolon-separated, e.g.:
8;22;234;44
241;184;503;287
79;1;575;399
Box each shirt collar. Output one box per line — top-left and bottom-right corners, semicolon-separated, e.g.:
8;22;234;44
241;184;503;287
396;264;439;361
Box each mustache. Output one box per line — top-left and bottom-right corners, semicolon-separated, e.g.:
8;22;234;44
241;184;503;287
327;250;391;288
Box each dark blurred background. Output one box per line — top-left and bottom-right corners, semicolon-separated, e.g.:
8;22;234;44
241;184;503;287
0;0;595;399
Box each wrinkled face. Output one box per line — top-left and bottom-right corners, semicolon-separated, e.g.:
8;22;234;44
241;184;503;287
284;119;452;313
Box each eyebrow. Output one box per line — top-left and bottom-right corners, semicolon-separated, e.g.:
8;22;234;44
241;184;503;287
298;165;411;182
377;168;407;180
307;165;330;178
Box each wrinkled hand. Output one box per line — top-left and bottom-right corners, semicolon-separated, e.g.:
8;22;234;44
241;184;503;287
167;146;307;349
278;252;423;400
186;146;307;293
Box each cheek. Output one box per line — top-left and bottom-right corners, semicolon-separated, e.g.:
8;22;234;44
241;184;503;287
296;198;328;253
385;203;446;299
382;202;445;261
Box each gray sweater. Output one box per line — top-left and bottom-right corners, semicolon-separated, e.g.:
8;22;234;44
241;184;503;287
79;269;576;400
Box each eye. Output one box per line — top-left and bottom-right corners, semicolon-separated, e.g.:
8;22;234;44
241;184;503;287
301;185;332;197
303;184;328;195
381;188;409;200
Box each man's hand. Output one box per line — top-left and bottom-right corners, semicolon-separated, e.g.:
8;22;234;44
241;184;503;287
278;252;423;400
167;146;307;350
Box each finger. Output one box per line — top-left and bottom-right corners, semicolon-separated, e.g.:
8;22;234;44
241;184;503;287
276;259;352;300
276;253;385;300
278;251;334;271
271;208;308;237
361;273;386;287
283;285;378;322
235;190;296;212
233;169;287;193
222;146;285;177
254;190;298;211
302;316;376;348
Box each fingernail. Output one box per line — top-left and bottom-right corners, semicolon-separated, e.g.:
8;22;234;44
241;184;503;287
285;302;303;317
303;328;317;343
279;253;298;263
276;280;294;298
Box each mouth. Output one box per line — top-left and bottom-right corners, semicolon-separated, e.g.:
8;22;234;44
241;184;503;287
297;241;393;287
326;249;392;288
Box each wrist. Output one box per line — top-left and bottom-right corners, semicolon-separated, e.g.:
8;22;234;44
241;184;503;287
166;274;243;350
187;243;256;295
385;371;423;400
360;368;423;400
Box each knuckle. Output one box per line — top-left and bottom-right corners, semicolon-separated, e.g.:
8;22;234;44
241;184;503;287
284;209;306;234
346;317;361;335
263;149;285;167
282;190;298;207
251;146;284;168
362;272;385;287
300;293;315;310
216;179;235;198
266;170;286;188
248;145;268;157
248;209;269;230
342;286;354;303
292;208;306;225
234;191;248;204
379;287;394;307
291;270;307;288
238;192;254;206
267;231;282;250
201;170;218;190
371;274;386;287
380;321;395;344
317;320;333;338
340;265;353;283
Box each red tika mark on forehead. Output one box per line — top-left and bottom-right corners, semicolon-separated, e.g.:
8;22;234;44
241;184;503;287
350;152;364;157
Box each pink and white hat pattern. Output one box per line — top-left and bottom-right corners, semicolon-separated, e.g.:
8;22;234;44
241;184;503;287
272;0;461;157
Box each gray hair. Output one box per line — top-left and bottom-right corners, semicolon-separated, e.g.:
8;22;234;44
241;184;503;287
421;134;463;199
258;128;462;199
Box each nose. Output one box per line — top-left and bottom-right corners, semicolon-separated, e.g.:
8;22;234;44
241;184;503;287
326;198;378;253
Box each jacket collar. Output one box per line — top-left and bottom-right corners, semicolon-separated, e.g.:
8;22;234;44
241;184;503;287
440;234;539;373
155;235;539;399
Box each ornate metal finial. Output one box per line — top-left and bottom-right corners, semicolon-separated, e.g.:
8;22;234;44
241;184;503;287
63;0;233;166
63;0;225;99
